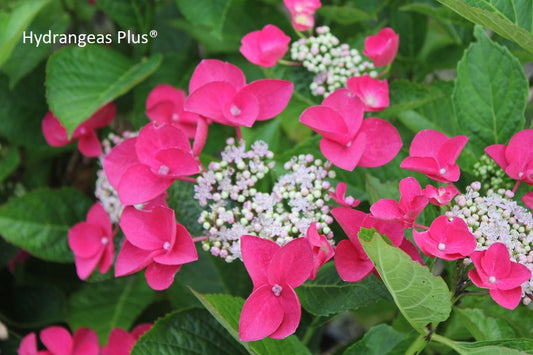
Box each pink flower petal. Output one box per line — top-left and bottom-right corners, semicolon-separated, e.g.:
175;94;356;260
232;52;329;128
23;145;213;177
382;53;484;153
357;118;402;168
523;192;533;209
86;202;112;237
192;117;209;157
120;206;175;250
40;326;73;355
185;82;237;124
153;224;198;265
495;262;531;290
409;129;448;159
131;323;152;339
83;103;116;129
489;287;523;310
68;223;104;258
268;237;313;287
101;328;135;355
363;27;399;67
115;240;158;277
144;263;181;290
370;199;403;222
239;284;284;341
437;135;468;167
320;133;366;171
269;285;301;339
485;144;508;171
334;239;374;282
98;243;114;274
145;100;175;126
18;332;38;355
103;138;139;189
346;74;389;112
240;25;290;68
239;79;293;121
42;111;71;147
74;253;102;280
481;243;511;279
135;123;191;169
398;238;424;265
300;106;351;145
189;59;246;93
321;89;364;139
222;89;259;127
154;148;199;177
146;85;186;126
117;164;174;206
72;328;99;355
505;129;533;170
241;235;280;288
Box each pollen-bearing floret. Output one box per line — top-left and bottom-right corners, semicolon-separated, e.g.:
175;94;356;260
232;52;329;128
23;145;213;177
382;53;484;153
194;138;336;262
446;182;533;303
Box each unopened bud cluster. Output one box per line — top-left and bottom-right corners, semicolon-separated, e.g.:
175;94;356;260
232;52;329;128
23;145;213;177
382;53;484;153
95;131;136;224
447;182;533;302
290;26;376;97
194;139;336;262
473;154;514;192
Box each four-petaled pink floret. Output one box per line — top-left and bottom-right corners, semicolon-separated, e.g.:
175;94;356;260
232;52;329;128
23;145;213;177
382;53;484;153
363;28;399;67
240;25;291;68
329;181;360;208
68;202;115;280
485;129;533;185
115;205;198;290
283;0;321;31
370;176;428;228
400;129;468;183
18;326;100;355
346;74;389;112
42;102;116;157
238;235;313;341
423;184;460;206
299;88;402;171
468;242;531;309
305;222;334;280
413;216;476;261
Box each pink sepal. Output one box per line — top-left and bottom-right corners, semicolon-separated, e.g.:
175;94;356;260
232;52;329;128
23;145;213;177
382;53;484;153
239;284;284;341
189;59;246;93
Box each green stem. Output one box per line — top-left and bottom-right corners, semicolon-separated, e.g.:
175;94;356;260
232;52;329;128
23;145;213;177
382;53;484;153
278;59;302;66
301;317;321;346
431;334;463;353
405;334;429;355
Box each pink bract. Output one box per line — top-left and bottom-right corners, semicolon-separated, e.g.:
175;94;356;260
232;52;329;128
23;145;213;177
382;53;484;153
523;192;533;210
329;182;360;208
18;326;99;355
370;177;428;228
305;222;334;279
346;74;389;112
240;24;291;68
103;122;199;206
400;129;468;183
68;202;114;280
185;59;293;127
423;184;459;206
363;27;399;67
42;102;115;157
239;235;313;341
468;243;531;309
485;129;533;185
145;84;200;138
115;206;198;290
413;216;476;261
101;324;152;355
299;88;402;171
283;0;321;14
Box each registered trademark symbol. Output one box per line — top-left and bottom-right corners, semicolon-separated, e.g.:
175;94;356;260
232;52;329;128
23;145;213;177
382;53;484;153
150;30;158;38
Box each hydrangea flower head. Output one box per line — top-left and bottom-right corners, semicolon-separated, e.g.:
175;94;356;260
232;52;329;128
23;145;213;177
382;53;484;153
239;235;313;341
240;25;291;68
363;27;399;67
68;202;114;280
469;242;531;309
42;102;115;157
300;88;402;170
400;129;468;183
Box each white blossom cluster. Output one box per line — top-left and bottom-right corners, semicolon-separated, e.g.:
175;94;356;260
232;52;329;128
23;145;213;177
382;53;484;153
447;182;533;303
194;138;336;263
290;26;376;97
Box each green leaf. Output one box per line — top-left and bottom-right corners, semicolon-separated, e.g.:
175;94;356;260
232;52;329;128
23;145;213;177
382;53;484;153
297;262;391;317
435;0;533;53
192;292;311;355
0;0;50;68
359;229;452;334
67;275;154;343
364;173;400;205
46;46;161;137
317;6;374;25
131;308;248;355
0;188;92;262
97;0;152;33
344;324;417;355
175;0;232;38
0;147;19;183
452;26;528;155
433;334;533;354
455;308;518;341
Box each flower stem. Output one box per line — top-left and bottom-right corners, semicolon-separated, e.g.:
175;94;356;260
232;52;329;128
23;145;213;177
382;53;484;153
192;236;208;243
512;180;521;194
413;223;429;230
405;334;428;355
278;59;302;66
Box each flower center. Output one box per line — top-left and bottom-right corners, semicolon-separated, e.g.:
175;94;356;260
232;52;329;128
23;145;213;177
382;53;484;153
230;105;241;117
439;168;447;175
101;237;108;245
488;275;497;284
437;243;446;251
163;241;170;251
272;284;282;297
158;165;170;175
365;95;376;107
171;113;179;122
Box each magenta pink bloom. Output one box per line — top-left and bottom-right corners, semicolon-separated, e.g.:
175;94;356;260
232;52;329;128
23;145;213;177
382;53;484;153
283;0;321;31
346;74;389;112
239;235;313;341
185;59;293;128
329;182;360;208
423;184;460;206
332;208;405;282
115;206;198;290
68;202;114;280
145;84;201;139
363;28;399;67
370;177;428;228
18;326;99;355
240;25;291;68
468;243;531;309
413;216;476;261
523;192;533;210
103;122;199;206
299;88;402;171
485;129;533;185
305;222;334;279
101;324;152;355
400;129;468;183
42;102;115;157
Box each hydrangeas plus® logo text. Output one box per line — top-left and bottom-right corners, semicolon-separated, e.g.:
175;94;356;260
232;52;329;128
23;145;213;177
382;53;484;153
22;30;158;47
